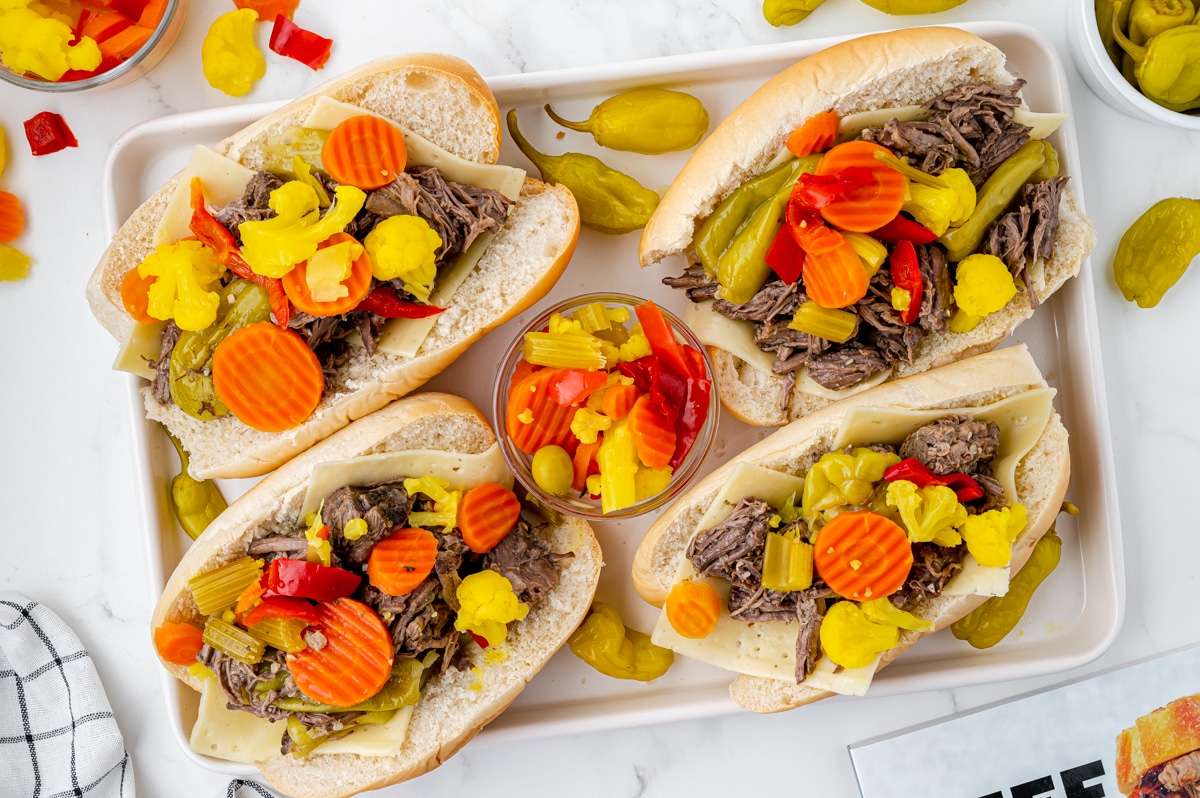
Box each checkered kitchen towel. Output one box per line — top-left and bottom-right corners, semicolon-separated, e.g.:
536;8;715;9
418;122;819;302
0;592;134;798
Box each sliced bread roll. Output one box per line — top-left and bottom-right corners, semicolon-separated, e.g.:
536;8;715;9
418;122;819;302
152;393;603;797
88;54;580;479
638;27;1096;426
631;346;1069;713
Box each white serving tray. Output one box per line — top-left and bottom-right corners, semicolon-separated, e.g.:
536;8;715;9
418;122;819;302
104;21;1123;776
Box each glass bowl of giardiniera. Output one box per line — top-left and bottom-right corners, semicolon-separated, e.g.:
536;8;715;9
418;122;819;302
493;293;719;521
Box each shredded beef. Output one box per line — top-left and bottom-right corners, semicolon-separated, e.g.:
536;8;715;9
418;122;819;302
322;478;413;563
484;519;569;605
805;345;892;391
214;172;284;239
149;321;181;405
917;243;955;334
686;498;775;587
366;165;511;264
713;280;801;322
980;175;1070;308
1160;751;1200;794
890;543;968;611
900;415;1001;475
662;266;720;302
860;80;1031;187
246;534;309;561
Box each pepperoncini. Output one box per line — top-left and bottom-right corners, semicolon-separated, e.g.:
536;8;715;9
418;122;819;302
454;570;529;647
138;240;225;331
819;601;899;670
239;182;366;279
947;253;1018;332
201;9;266;98
763;0;828;26
507;109;660;235
362;215;443;302
901;167;976;237
695;158;802;277
570;408;612;445
939;141;1046;262
1127;0;1195;44
1115;22;1200;112
857;0;967;12
568;603;675;680
801;448;901;520
598;420;638;513
0;2;101;81
543;88;709;154
960;503;1028;567
886;481;966;545
860;598;933;631
1113;197;1200;307
952;527;1061;649
167;431;226;540
403;475;461;532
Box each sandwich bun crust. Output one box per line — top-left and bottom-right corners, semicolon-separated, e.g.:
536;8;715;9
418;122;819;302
638;26;1096;427
151;392;603;797
1116;694;1200;793
87;54;580;479
631;345;1070;713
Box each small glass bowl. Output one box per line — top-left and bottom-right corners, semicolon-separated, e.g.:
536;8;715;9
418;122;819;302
493;292;719;521
0;0;188;92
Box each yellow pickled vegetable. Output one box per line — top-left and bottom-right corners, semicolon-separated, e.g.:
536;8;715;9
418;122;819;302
568;603;674;681
598;420;638;513
902;167;976;236
203;616;265;665
404;475;461;532
305;240;362;303
761;532;814;592
842;231;888;276
570;408;612;445
789;302;857;343
138;240;225;331
859;598;932;631
532;445;574;496
634;465;673;501
949;253;1017;332
0;242;32;282
302;511;332;566
343;517;368;541
885;480;966;546
363;214;443;302
454;570;529;647
239;182;366;279
201;9;265;98
0;3;100;81
188;557;263;617
245;617;308;653
960;503;1028;567
819;601;898;669
522;330;608;370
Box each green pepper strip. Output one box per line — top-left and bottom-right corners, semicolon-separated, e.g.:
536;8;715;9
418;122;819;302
166;431;227;540
951;528;1062;649
716;155;821;305
695;157;801;277
938;141;1046;262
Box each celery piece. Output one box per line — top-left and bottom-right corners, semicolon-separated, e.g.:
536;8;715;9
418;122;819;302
202;616;266;665
789;302;857;343
246;617;308;653
188;557;263;616
842;232;887;277
761;532;814;592
573;302;614;333
522;331;607;370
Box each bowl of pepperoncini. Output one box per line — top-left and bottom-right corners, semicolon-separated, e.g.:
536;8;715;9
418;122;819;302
1069;0;1200;129
0;0;187;92
493;293;718;520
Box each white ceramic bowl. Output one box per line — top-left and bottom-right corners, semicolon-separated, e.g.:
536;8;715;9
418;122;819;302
1067;0;1200;129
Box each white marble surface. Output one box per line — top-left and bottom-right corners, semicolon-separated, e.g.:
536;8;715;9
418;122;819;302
2;1;1198;796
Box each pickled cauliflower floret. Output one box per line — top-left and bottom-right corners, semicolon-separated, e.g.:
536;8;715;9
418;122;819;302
960;503;1028;567
885;480;967;546
240;182;365;279
948;253;1017;332
363;214;443;302
803;448;901;519
138;240;225;331
819;601;899;669
454;570;529;647
902;167;976;236
571;408;612;445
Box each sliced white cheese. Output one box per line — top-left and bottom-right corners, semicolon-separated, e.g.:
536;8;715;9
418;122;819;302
802;653;880;696
373;230;493;358
300;442;512;518
301;96;526;201
795;365;892;400
683;300;775;375
942;555;1011;597
190;677;415;764
831;387;1055;504
155;146;256;246
112;320;167;379
1013;109;1068;140
694;462;806;533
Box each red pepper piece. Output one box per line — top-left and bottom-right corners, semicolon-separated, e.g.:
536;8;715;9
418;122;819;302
188;178;291;328
356;284;445;318
795;167;872;209
883;457;984;503
670;375;711;469
547;369;608;406
679;345;709;383
469;631;489;649
263;559;361;602
241;596;320;628
764;222;805;284
869;213;938;245
234;0;300;21
23;112;78;156
889;239;923;325
635;300;693;379
268;14;333;71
